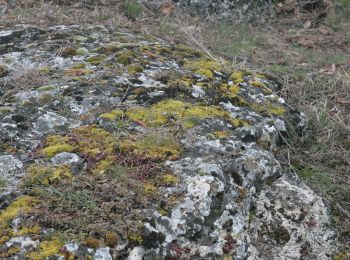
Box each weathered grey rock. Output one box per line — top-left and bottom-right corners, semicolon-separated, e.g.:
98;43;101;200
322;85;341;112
51;152;81;166
0;155;24;195
94;247;112;260
0;24;339;259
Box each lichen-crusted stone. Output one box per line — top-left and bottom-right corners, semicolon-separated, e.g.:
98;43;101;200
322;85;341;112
0;155;24;196
0;24;339;259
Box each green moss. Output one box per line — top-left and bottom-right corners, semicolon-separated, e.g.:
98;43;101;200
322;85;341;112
158;208;167;216
173;44;202;59
100;109;124;120
184;59;222;79
39;135;74;158
0;245;20;258
196;68;214;79
72;125;118;158
84;237;100;249
38;93;53;105
26;165;73;186
76;47;89;55
120;133;181;160
251;102;286;116
116;50;136;65
132;87;146;95
0;108;11;114
217;83;240;98
71;35;88;42
0;65;9;78
92;158;115;174
105;231;118;247
72;63;87;69
162;174;179;186
127;65;144;74
36;85;56;91
85;55;106;65
0;196;37;229
128;234;143;245
230;71;245;83
250;80;272;94
27;238;62;260
62;47;77;56
126;99;248;128
65;68;94;77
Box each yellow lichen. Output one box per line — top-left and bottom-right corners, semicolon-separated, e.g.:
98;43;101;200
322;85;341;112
0;196;37;228
27;238;62;260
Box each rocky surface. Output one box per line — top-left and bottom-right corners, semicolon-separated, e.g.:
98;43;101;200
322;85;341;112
146;0;273;22
0;24;338;259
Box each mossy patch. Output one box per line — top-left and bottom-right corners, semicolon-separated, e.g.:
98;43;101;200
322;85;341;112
184;59;222;79
126;99;249;128
251;102;286;116
25;165;73;186
100;109;124;120
39;135;74;158
231;71;245;83
36;85;56;91
217;83;240;98
127;64;144;74
0;196;37;229
116;50;136;65
27;238;62;259
119;133;181;161
85;55;106;65
65;68;94;77
162;174;179;186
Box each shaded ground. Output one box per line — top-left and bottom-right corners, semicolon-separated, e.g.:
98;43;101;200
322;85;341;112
0;0;349;257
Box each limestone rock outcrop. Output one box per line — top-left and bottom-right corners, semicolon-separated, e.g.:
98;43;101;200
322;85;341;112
0;25;337;259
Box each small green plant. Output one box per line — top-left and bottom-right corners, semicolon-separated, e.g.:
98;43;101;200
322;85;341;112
125;0;142;19
0;178;7;189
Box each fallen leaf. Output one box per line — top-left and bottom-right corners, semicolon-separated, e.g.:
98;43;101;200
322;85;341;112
318;25;333;35
297;37;315;48
160;2;175;16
